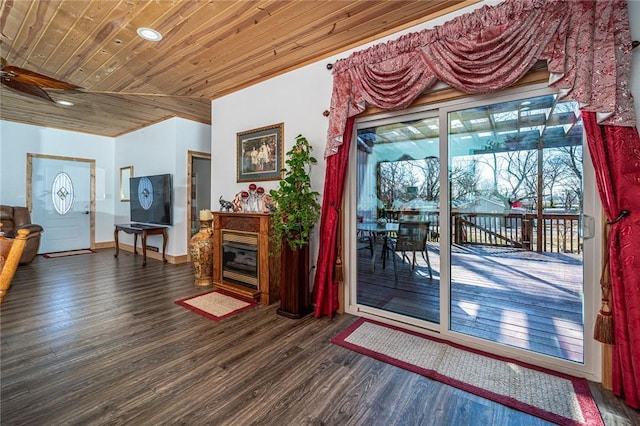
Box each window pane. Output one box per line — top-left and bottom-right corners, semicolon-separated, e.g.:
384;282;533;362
356;116;440;324
51;172;74;215
448;94;585;362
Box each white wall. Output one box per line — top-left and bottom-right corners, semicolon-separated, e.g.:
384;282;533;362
211;69;336;293
211;63;334;278
1;117;210;256
175;118;212;253
115;117;211;255
0;121;116;244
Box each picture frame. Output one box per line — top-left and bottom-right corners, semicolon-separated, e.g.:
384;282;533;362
119;166;133;202
237;123;284;182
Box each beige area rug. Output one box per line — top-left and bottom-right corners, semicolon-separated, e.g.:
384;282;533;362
332;318;603;426
43;249;94;258
175;290;256;321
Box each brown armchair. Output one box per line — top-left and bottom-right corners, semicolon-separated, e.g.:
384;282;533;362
0;206;43;264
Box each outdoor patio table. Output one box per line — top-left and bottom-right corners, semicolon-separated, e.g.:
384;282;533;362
356;222;399;271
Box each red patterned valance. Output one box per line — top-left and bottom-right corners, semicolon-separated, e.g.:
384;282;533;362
324;0;635;157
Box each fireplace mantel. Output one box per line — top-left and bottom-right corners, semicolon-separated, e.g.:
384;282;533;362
212;212;280;305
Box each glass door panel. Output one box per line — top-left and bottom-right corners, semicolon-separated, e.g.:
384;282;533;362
355;116;441;324
447;94;585;362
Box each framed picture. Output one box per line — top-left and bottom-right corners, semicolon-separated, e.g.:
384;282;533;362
237;123;284;182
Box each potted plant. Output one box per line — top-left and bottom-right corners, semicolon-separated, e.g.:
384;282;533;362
269;134;321;318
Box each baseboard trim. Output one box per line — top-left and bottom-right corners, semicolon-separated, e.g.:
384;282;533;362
97;242;189;264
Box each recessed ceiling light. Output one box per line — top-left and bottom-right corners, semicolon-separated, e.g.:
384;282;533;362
137;27;162;42
56;100;74;106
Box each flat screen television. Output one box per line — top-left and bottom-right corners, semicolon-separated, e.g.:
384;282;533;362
129;174;173;226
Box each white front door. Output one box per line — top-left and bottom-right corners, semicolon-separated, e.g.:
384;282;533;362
30;156;92;253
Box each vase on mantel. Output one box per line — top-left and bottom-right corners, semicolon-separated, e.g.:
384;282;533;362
189;219;214;287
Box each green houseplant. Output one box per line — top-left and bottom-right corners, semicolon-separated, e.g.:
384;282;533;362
269;134;321;252
269;134;321;318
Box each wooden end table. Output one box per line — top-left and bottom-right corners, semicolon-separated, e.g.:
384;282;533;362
114;223;168;266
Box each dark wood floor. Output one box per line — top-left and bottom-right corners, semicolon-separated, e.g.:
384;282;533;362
1;250;638;425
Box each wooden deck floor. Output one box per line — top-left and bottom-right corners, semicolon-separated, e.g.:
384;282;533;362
357;241;584;362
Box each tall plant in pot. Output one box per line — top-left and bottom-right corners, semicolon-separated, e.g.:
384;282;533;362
269;134;321;318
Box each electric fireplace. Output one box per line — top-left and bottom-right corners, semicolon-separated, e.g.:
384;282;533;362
212;212;280;304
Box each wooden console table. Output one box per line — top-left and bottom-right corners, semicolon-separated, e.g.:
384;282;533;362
114;223;168;266
212;212;280;305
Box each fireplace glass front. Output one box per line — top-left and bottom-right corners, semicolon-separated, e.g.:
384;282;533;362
221;231;258;289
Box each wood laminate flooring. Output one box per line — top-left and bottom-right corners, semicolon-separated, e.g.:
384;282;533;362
1;250;638;425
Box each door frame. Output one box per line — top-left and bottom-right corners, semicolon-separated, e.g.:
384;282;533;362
26;153;96;250
186;150;212;260
345;84;602;381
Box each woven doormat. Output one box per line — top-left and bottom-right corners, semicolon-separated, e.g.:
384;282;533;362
332;318;603;426
175;290;256;321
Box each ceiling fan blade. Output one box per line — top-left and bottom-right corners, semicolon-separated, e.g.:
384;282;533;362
3;65;81;90
1;78;54;102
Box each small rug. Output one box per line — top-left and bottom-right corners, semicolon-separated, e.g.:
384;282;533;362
175;290;256;321
332;318;603;426
43;249;94;258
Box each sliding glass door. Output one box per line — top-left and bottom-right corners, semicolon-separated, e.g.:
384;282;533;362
447;94;586;363
354;114;441;326
351;86;597;373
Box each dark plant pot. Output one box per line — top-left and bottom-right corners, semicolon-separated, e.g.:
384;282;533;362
277;243;313;319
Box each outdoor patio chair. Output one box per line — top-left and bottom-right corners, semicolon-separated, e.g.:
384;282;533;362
387;221;433;280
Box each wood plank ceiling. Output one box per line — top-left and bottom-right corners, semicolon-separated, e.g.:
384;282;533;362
0;0;476;137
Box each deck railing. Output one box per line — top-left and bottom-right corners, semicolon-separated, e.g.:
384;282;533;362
452;212;581;254
384;210;581;254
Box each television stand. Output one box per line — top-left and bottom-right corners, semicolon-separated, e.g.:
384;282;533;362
114;223;168;266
